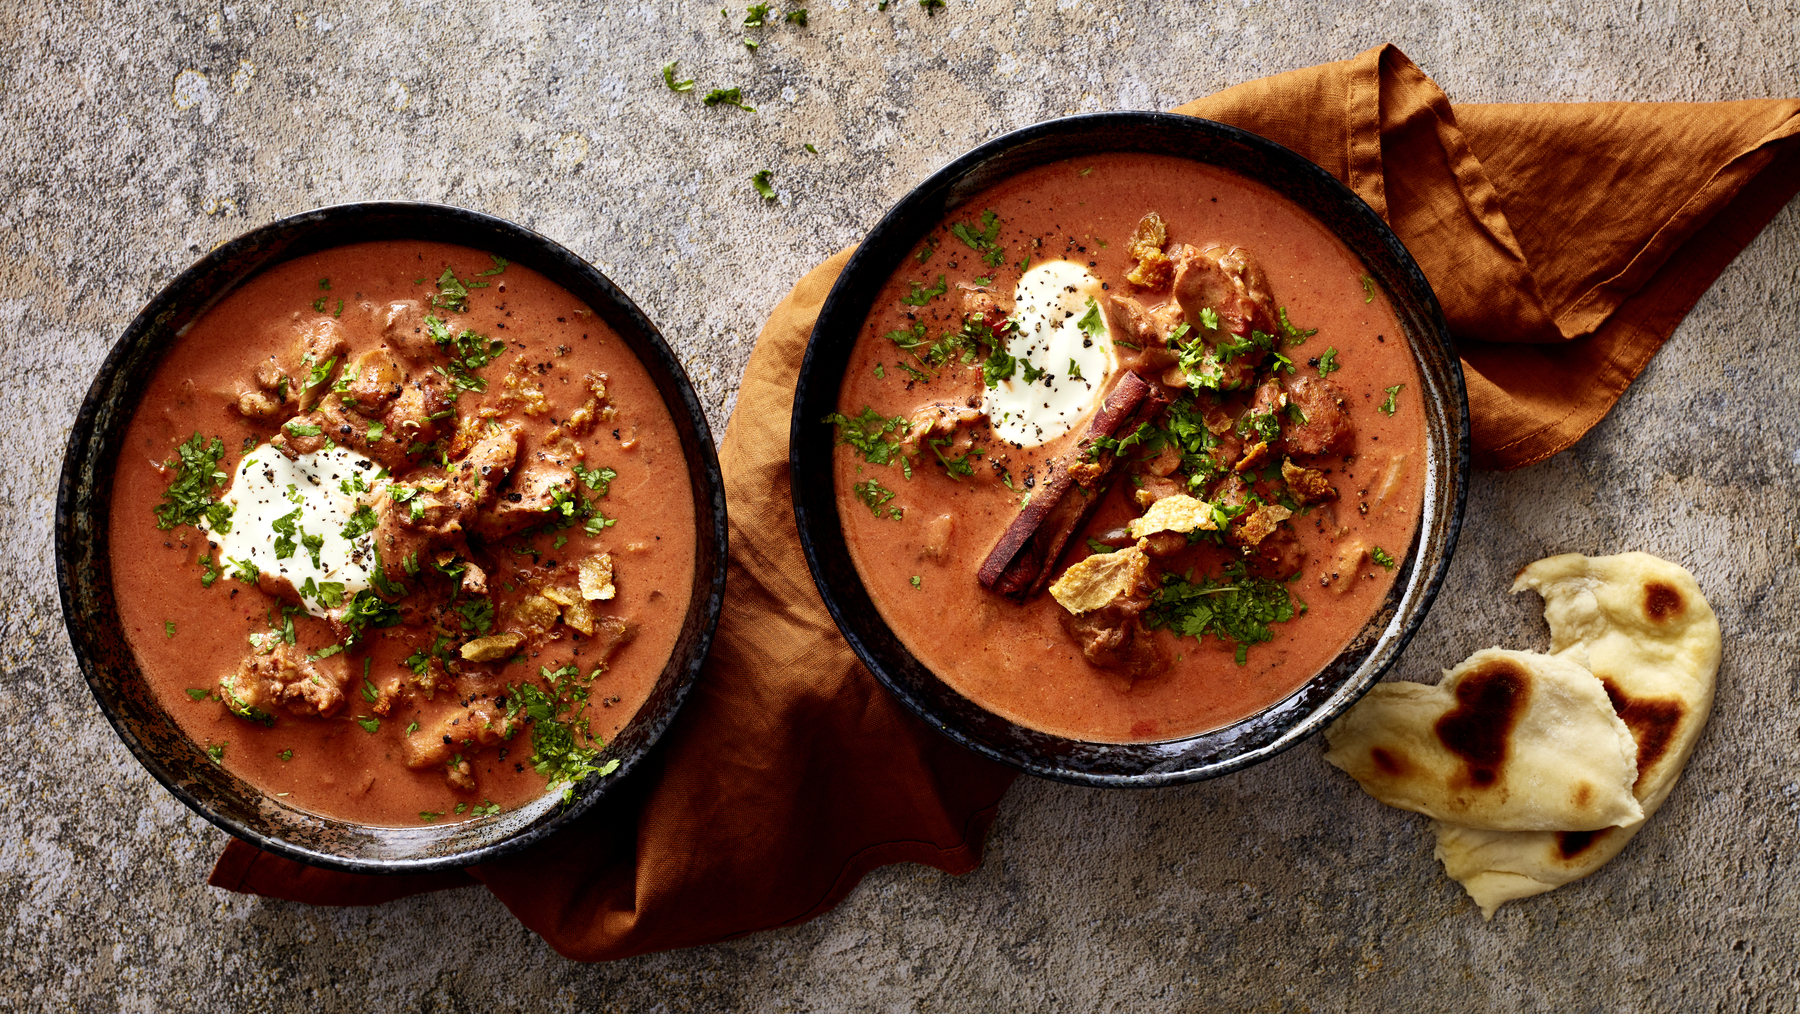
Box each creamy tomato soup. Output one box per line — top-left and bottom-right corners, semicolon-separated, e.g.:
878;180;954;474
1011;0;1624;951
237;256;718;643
831;154;1425;742
110;241;694;826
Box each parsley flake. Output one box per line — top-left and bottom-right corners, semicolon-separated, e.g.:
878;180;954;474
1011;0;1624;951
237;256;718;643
751;169;777;200
1379;384;1404;416
154;434;229;531
704;87;755;111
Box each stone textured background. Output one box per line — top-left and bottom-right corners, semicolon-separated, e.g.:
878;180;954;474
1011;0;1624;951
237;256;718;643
4;1;1798;1010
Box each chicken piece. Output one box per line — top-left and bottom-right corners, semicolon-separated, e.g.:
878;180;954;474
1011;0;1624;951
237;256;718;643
1102;295;1183;376
270;412;328;457
1246;524;1306;580
1125;211;1173;290
401;697;518;786
234;386;284;420
449;423;522;511
1280;375;1354;458
368;484;466;581
342;349;406;411
1170;244;1277;390
378;300;436;361
218;643;351;720
588;615;637;667
1282;457;1338;505
295;318;348;370
1322;539;1368;593
1051;545;1168;682
380;378;455;457
897;401;987;460
959;287;1013;336
474;461;578;540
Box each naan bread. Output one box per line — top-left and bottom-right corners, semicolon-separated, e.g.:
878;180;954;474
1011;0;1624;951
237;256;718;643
1433;553;1720;917
1325;648;1643;831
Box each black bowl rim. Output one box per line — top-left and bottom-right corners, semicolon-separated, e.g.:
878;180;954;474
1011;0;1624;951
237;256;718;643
791;111;1470;787
55;201;728;873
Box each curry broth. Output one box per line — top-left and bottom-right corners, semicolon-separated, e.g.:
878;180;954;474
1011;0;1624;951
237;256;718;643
834;154;1426;742
109;241;694;826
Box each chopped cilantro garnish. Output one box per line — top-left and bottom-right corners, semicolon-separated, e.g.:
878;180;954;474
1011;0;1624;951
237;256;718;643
1085;538;1118;555
458;598;496;636
825;407;908;467
301;531;325;568
271;508;301;560
1360;275;1376;304
852;479;903;519
1277;307;1317;345
506;671;622;802
982;343;1018;388
703;87;755;111
340;589;402;644
1379;384;1404;416
199;554;220;588
885;321;930;355
154;433;229;531
919;0;945;12
206;742;226;763
433;267;473;313
279;749;293;761
227;557;260;584
1068;359;1084;381
910;575;922;588
744;2;771;25
660;61;695;92
1147;566;1297;665
751;169;777;200
477;253;508;276
185;688;210;701
1075;298;1106;341
900;274;948;306
873;363;885;379
1371;546;1396;569
1318;347;1340;377
927;436;980;479
572;464;618;495
356;716;380;734
914;237;936;263
786;8;808;24
164;621;176;638
949;208;1005;268
583;512;616;535
419;811;442;823
341;504;378;541
283;420;322;438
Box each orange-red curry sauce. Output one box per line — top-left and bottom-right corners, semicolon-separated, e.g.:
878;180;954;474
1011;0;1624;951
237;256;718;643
110;241;694;825
834;154;1425;742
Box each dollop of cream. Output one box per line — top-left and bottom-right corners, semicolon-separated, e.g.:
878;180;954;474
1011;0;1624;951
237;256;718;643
205;444;379;616
981;260;1116;448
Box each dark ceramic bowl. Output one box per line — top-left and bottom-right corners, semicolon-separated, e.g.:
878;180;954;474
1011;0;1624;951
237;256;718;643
57;203;727;873
791;112;1469;787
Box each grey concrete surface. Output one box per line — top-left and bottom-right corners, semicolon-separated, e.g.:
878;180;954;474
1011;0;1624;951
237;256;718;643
3;1;1798;1011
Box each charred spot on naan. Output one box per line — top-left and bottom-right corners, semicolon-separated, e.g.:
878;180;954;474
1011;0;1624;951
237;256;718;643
1600;678;1684;789
1370;746;1407;776
1434;657;1530;789
1555;827;1612;860
1644;580;1685;622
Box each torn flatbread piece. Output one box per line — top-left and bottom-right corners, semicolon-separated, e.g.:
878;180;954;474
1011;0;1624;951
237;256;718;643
1126;495;1217;539
1048;543;1150;615
1325;647;1643;832
1431;552;1720;918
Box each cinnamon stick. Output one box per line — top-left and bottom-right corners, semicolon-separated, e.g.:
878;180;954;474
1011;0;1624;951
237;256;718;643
977;371;1170;598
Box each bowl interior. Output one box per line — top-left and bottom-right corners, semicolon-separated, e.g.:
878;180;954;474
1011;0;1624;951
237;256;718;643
56;203;727;873
792;112;1469;787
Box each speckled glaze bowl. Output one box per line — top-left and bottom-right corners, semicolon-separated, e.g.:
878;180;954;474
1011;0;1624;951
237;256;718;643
791;112;1470;787
57;203;727;873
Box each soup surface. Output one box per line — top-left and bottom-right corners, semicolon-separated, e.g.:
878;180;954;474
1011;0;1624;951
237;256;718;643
110;241;694;826
832;153;1426;742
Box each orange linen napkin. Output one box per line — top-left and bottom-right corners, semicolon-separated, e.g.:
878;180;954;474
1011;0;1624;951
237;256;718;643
209;45;1800;959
